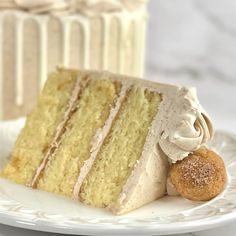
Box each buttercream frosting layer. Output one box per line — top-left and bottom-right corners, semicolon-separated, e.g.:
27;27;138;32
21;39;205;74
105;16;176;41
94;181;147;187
0;0;147;14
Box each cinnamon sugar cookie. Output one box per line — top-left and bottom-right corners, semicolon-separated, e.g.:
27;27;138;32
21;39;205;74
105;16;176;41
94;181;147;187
169;148;226;201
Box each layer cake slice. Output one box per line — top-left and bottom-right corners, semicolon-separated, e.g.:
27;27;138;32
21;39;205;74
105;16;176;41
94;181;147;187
1;68;213;214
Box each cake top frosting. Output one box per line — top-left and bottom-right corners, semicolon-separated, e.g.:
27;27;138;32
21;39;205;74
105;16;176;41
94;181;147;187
0;0;148;15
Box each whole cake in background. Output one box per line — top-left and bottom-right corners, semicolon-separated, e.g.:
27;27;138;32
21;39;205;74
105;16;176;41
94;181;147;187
1;68;226;215
0;0;148;120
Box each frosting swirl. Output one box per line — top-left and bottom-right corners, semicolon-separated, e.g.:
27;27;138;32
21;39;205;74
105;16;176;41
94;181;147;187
0;0;147;14
159;87;213;163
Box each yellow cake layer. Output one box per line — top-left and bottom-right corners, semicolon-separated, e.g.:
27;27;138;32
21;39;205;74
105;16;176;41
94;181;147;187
80;87;161;208
1;70;78;184
37;78;120;197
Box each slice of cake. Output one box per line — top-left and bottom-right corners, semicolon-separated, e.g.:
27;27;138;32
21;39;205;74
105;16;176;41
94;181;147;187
1;68;213;214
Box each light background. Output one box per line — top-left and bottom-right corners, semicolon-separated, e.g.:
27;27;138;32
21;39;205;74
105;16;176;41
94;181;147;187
146;0;236;134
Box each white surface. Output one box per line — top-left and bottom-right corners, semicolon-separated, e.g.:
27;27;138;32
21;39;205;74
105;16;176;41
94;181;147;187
0;121;236;235
147;0;236;84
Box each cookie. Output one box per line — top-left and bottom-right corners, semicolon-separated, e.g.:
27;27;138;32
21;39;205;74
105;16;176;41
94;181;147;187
169;148;226;201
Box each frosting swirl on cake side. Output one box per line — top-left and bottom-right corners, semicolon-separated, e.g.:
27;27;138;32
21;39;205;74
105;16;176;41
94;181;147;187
159;87;213;163
0;0;147;14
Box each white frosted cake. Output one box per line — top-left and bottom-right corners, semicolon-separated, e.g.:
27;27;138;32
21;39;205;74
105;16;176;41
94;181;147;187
0;0;148;119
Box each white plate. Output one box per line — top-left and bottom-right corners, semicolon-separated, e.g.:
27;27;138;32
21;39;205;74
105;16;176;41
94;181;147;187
0;119;236;236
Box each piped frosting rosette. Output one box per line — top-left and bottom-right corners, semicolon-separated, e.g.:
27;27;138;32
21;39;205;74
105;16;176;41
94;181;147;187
159;87;213;163
0;0;148;14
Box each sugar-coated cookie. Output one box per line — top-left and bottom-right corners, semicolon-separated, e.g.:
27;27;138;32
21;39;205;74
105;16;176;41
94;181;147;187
169;148;226;201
